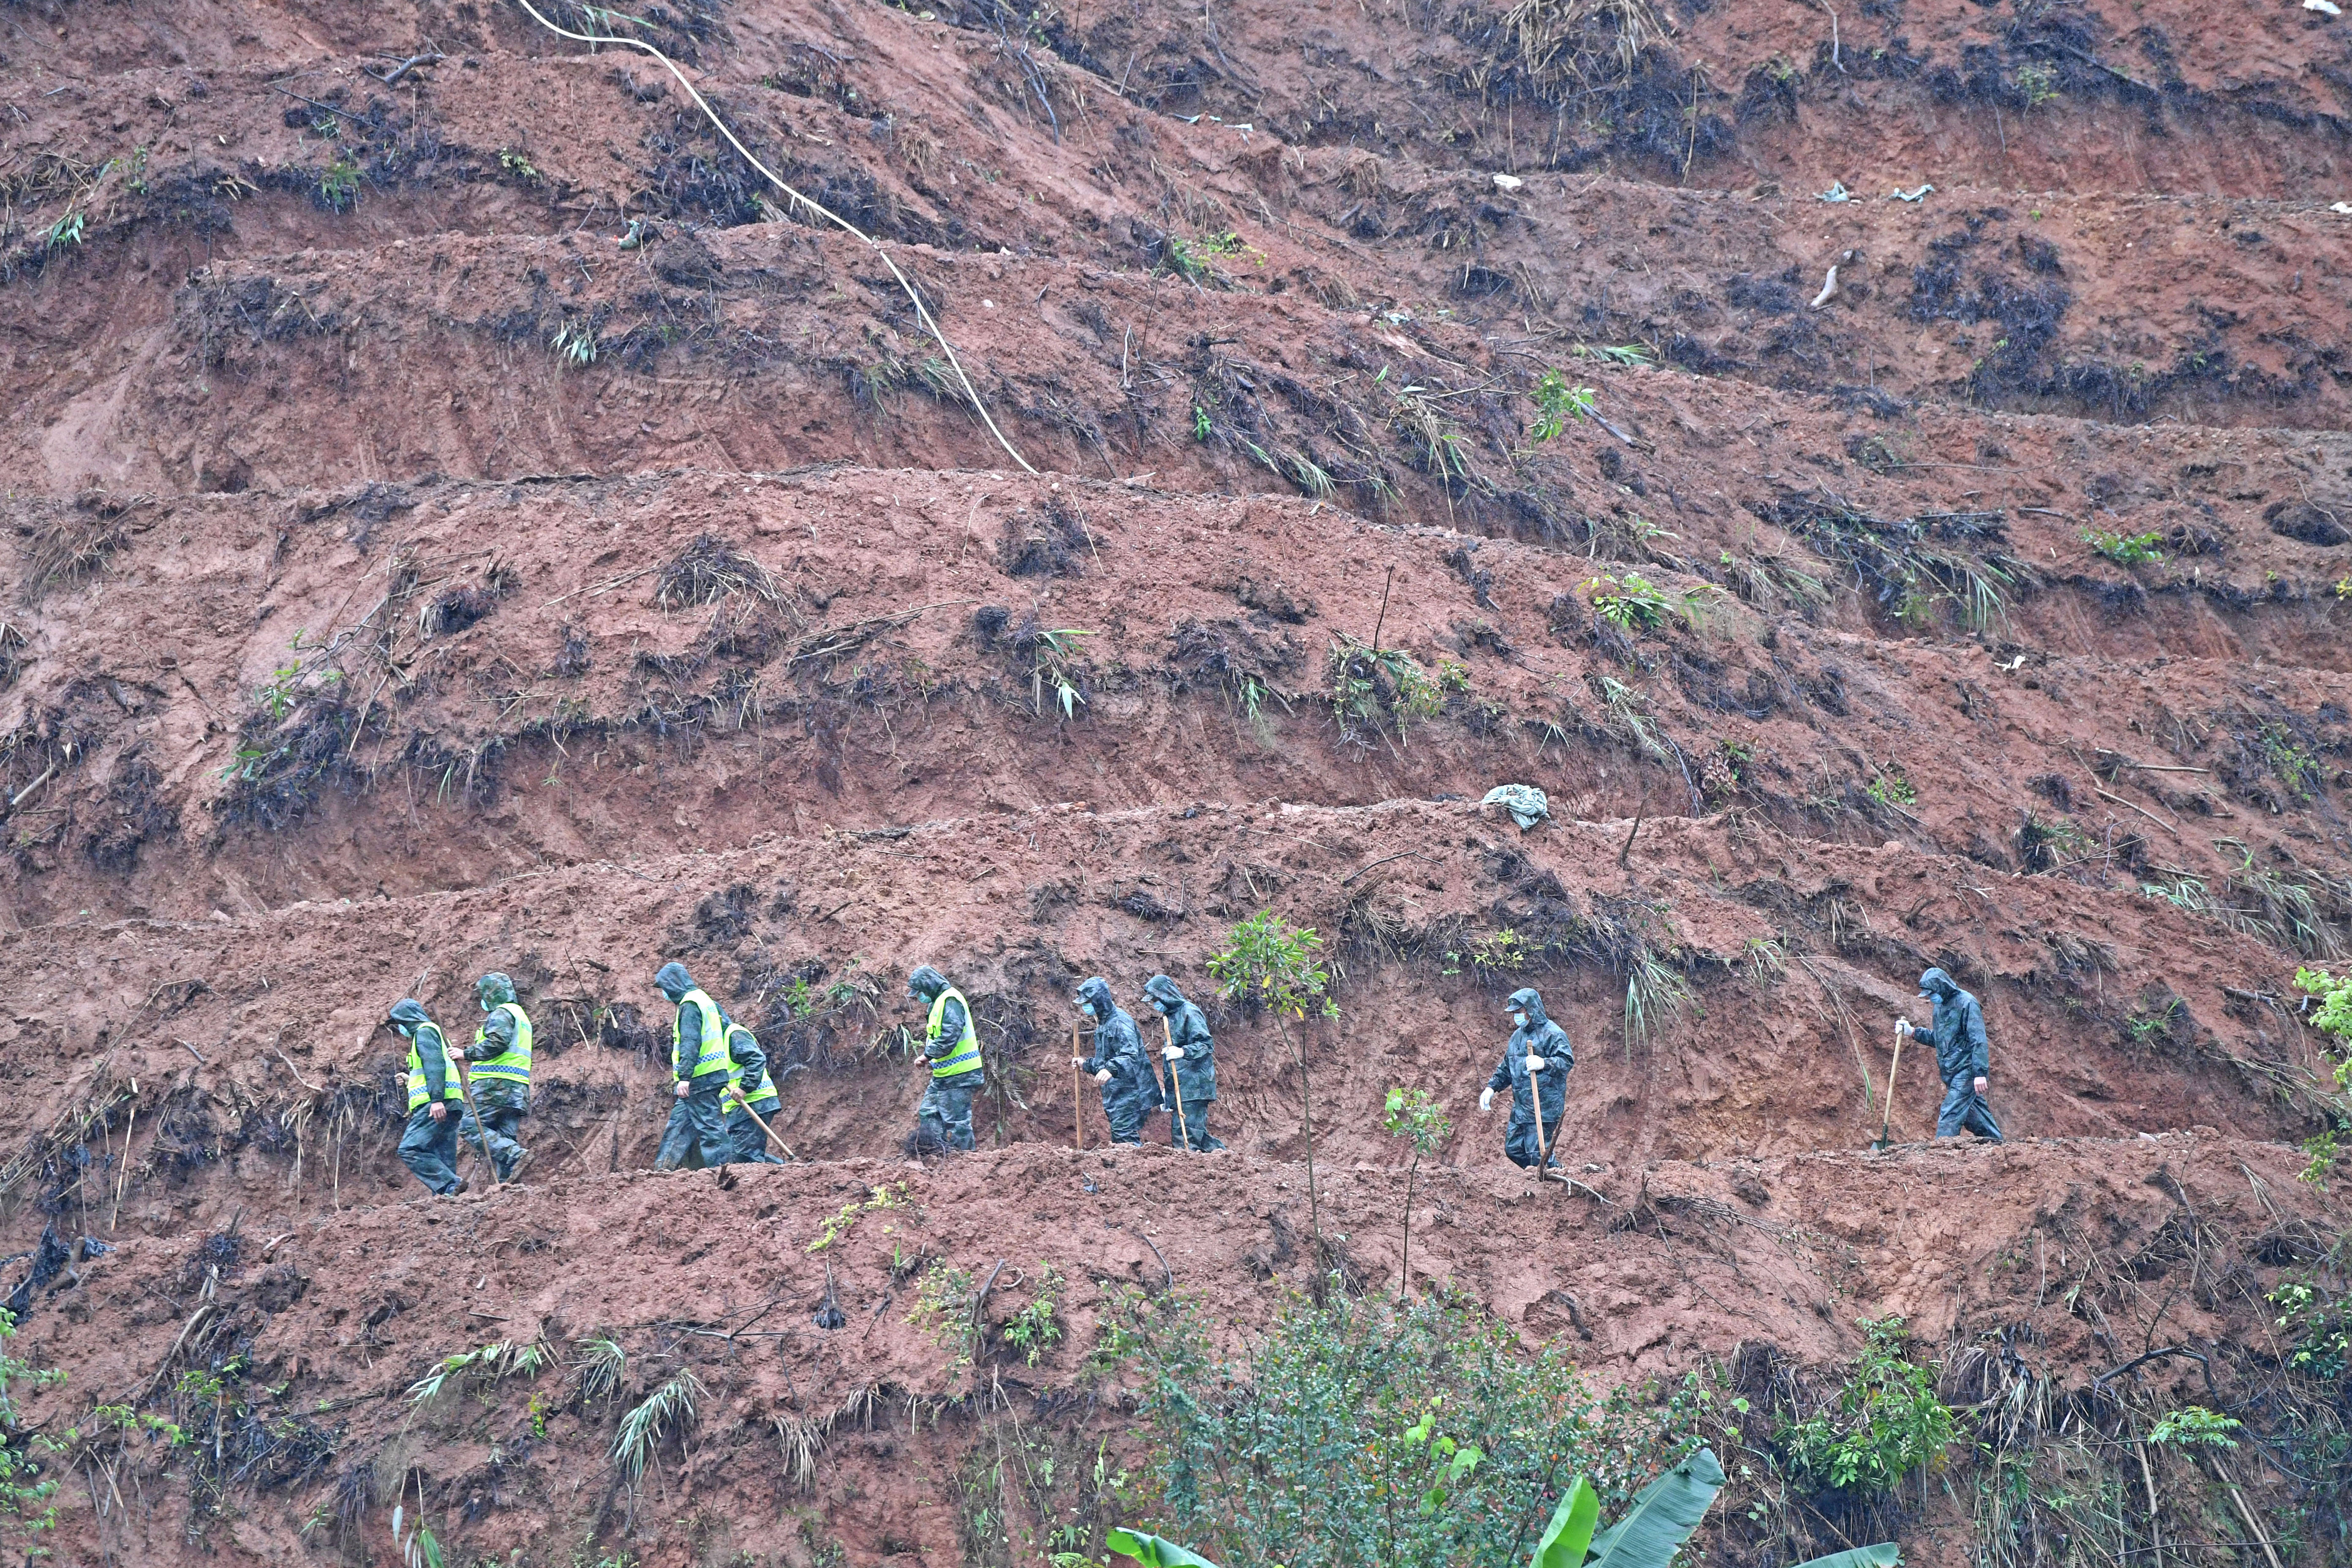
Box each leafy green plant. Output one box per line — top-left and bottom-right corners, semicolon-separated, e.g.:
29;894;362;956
1192;406;1213;441
1162;229;1262;286
1210;910;1338;1242
1003;1264;1065;1366
1529;371;1596;441
2270;1279;2351;1381
551;318;599;367
1529;1459;1897;1568
1865;770;1917;810
1624;948;1690;1055
572;1335;627;1404
2148;1406;2241;1449
1032;628;1093;719
498;149;541;182
406;1338;555;1405
2014;62;2060;108
1776;1317;1955;1495
1108;1531;1220;1567
908;1260;980;1375
1382;1088;1453;1299
0;1309;65;1549
807;1182;910;1252
612;1368;702;1483
319;157;362;211
1742;937;1787;988
2259;723;2322;800
43;211;85;250
2084;529;2164;567
1107;1285;1705;1568
1584;573;1715;634
1328;634;1460;742
1573;343;1655;368
1445;927;1530;977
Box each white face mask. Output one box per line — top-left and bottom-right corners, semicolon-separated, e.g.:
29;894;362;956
1079;1003;1096;1018
1510;1012;1527;1029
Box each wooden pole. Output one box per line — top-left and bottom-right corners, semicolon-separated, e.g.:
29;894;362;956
1530;1073;1556;1185
452;1053;502;1190
1160;1013;1191;1150
1873;1025;1906;1152
1072;1023;1084;1151
731;1093;799;1162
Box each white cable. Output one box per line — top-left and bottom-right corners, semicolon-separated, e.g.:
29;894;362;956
508;0;1039;474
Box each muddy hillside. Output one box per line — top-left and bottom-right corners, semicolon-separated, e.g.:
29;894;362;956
3;1;2350;1566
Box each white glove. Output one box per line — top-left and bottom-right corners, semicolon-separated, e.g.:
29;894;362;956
673;1080;689;1099
1896;1017;1912;1036
1525;1054;1546;1072
1070;1056;1087;1069
1479;1086;1495;1113
1094;1069;1113;1085
1163;1045;1185;1060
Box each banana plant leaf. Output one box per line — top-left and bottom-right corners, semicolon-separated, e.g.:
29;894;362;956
1530;1475;1601;1568
1587;1446;1729;1568
1791;1546;1900;1568
1107;1527;1222;1568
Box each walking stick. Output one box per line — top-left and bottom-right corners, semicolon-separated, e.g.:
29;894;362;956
1530;1079;1557;1186
1160;1014;1191;1149
452;1051;502;1190
731;1092;800;1162
1072;1023;1084;1151
1872;1024;1906;1152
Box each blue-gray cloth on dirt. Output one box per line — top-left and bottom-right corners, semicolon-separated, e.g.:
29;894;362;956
1489;986;1573;1170
1481;784;1551;830
1144;975;1224;1151
1078;977;1159;1145
399;1107;464;1195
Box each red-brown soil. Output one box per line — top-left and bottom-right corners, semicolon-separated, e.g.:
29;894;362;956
3;0;2350;1565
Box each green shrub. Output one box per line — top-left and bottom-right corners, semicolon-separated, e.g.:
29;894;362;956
1108;1286;1701;1568
1210;911;1337;1240
0;1309;64;1548
1775;1317;1954;1495
1529;371;1596;441
2084;530;2163;567
2270;1280;2352;1382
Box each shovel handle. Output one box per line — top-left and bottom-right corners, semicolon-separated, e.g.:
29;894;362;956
1161;1014;1189;1148
1072;1023;1084;1151
453;1054;501;1190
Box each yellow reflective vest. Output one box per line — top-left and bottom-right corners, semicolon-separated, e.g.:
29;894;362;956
928;987;982;1080
672;988;730;1080
404;1022;463;1112
472;1002;534;1088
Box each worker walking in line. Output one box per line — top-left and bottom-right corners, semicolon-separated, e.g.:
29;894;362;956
654;962;735;1171
719;1007;787;1165
456;972;533;1182
1903;966;2003;1142
909;966;984;1154
390;999;466;1196
1073;977;1157;1146
1480;987;1573;1172
1143;975;1224;1151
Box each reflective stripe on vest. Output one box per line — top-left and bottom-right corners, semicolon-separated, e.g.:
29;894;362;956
472;1002;534;1087
725;1024;776;1107
405;1023;464;1111
928;987;983;1079
672;989;731;1079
